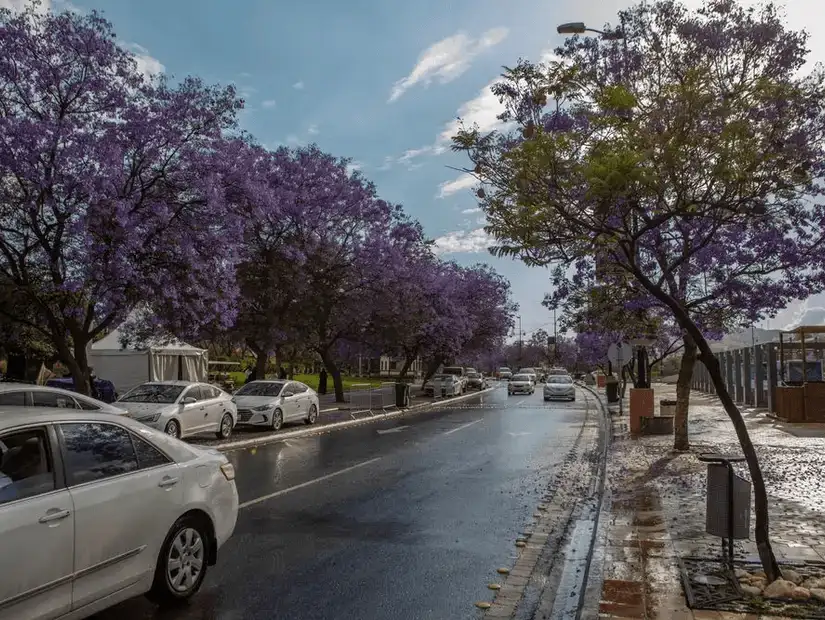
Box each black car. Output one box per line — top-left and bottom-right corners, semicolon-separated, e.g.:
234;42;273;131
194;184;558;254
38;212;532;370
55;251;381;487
466;372;488;390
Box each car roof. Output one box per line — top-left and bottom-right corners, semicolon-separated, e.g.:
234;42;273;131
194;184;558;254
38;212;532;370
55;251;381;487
0;407;143;431
140;380;196;386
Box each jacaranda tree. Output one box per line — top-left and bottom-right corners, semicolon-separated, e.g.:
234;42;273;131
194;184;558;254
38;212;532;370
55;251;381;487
452;0;825;580
0;7;244;394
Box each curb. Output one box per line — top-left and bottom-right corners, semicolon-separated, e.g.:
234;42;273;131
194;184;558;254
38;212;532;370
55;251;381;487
214;385;498;453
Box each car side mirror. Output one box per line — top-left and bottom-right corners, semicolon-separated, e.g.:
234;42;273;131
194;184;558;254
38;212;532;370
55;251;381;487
181;397;197;405
282;391;294;397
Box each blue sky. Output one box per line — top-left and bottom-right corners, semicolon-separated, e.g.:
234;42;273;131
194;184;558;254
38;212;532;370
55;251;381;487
5;0;824;338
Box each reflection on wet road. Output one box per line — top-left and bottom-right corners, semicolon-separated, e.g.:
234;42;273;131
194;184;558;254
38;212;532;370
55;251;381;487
92;385;592;620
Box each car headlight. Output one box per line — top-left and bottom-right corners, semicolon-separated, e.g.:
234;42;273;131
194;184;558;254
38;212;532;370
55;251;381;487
252;404;272;412
137;413;161;423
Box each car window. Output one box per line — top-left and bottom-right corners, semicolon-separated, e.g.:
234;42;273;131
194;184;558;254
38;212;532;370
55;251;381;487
199;385;219;400
0;427;55;505
0;391;27;406
31;390;78;409
73;396;101;411
131;434;171;469
59;423;138;486
292;382;308;394
184;385;204;402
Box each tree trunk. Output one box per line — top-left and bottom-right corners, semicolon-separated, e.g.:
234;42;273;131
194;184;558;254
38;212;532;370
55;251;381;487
68;338;92;396
319;349;345;403
255;352;268;379
673;334;697;451
422;357;443;386
397;354;415;380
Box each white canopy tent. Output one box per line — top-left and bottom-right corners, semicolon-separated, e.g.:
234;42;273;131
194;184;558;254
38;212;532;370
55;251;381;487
88;326;208;395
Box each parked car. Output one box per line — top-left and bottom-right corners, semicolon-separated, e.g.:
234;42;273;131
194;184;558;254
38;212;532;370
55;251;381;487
441;367;467;392
508;374;535;395
498;367;513;380
45;376;118;403
466;372;488;390
544;375;576;401
423;374;462;397
0;408;238;618
232;380;319;430
0;382;128;416
116;381;237;440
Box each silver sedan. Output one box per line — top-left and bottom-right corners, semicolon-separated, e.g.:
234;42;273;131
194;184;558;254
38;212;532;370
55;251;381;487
0;382;127;415
543;375;576;401
232;380;320;431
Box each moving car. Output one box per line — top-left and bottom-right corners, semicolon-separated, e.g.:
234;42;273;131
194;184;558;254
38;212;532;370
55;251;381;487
0;408;238;619
544;375;576;401
423;374;462;397
518;368;538;384
465;372;488;390
498;367;513;380
116;381;237;440
508;374;534;395
0;382;128;416
233;380;320;430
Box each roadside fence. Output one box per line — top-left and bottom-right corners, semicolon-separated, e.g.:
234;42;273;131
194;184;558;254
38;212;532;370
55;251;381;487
349;382;401;418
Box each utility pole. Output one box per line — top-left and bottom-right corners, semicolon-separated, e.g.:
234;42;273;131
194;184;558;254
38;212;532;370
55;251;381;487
517;315;523;364
553;307;558;364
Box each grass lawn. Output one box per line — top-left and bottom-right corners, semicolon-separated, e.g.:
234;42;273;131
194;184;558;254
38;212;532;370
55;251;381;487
227;371;384;391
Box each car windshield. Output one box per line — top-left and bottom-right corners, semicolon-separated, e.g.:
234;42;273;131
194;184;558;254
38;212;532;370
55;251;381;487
235;381;285;397
442;368;462;375
548;376;573;384
512;374;530;381
118;384;185;404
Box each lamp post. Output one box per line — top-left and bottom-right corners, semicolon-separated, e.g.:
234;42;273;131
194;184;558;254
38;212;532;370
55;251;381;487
556;22;625;40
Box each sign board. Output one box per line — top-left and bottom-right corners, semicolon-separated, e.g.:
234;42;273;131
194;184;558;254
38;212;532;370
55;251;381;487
608;342;633;368
705;464;751;540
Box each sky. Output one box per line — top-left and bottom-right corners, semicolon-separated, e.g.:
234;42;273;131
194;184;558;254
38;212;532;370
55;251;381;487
2;0;823;340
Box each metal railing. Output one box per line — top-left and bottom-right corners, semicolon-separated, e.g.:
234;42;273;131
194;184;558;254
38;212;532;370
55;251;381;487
379;382;396;411
349;384;372;418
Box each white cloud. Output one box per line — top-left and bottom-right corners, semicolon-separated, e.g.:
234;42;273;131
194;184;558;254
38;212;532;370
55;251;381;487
436;78;510;150
388;27;508;102
0;0;50;12
285;134;303;146
239;71;253;78
293;81;305;90
461;207;481;214
261;99;276;108
123;43;165;77
346;161;363;175
307;124;319;135
433;228;493;254
437;173;478;198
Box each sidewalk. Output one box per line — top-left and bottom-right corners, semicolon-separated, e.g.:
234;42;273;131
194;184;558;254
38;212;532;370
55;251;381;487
584;383;825;619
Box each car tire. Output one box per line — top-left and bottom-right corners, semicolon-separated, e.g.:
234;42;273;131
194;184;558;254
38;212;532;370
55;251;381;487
147;515;211;606
164;419;181;439
215;413;233;439
305;404;318;425
271;408;284;431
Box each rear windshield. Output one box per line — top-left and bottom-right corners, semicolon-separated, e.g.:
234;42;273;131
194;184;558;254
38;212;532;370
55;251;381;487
442;368;463;375
548;376;573;384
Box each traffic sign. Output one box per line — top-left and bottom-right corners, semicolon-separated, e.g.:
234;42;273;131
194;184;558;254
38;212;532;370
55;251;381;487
608;342;633;367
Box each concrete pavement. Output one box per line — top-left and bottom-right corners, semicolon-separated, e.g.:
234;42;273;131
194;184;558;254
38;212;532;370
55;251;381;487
91;384;597;620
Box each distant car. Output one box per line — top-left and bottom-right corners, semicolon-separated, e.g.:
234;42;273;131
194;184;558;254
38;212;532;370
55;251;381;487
441;367;467;392
518;368;538;384
544;375;576;401
45;376;118;403
466;372;488;390
232;380;319;430
424;374;462;397
0;382;128;416
116;381;237;440
498;367;513;380
508;374;534;395
0;407;238;618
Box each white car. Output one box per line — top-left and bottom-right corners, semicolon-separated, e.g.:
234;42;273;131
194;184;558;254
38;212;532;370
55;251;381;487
232;380;320;430
544;375;576;401
518;368;538;384
424;374;462;397
508;374;535;395
116;381;237;440
0;408;238;619
0;382;127;415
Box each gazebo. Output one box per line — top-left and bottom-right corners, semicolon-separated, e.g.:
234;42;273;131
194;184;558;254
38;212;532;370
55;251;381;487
774;325;825;422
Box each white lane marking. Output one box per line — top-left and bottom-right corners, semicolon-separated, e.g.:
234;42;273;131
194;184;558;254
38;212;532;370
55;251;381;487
514;399;526;406
238;457;382;509
376;425;409;435
507;432;531;437
443;419;482;436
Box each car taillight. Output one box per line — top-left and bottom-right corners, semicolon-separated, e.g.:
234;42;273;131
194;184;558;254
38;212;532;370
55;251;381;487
220;463;235;481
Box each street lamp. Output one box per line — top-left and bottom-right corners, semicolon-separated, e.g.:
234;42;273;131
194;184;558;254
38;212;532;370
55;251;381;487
557;22;625;40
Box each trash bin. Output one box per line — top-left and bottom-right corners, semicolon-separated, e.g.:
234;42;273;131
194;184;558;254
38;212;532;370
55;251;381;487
605;377;620;403
395;382;411;408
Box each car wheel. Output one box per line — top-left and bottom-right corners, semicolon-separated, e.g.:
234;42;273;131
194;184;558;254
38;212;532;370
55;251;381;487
215;413;233;439
305;404;318;425
147;516;210;605
164;420;181;439
271;408;284;431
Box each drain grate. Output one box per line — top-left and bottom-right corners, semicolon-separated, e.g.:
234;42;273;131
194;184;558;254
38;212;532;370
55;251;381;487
678;556;825;619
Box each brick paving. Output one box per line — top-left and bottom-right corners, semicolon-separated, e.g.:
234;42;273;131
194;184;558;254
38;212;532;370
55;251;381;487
586;383;825;620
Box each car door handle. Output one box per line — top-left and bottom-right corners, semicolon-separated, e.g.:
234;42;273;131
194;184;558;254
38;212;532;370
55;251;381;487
39;509;71;523
158;476;180;488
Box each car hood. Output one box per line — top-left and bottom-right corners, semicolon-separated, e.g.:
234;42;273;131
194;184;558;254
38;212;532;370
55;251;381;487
117;402;177;417
545;383;574;389
233;395;281;408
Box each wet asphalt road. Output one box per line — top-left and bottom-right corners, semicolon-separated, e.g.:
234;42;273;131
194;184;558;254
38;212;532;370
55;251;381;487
92;383;593;620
